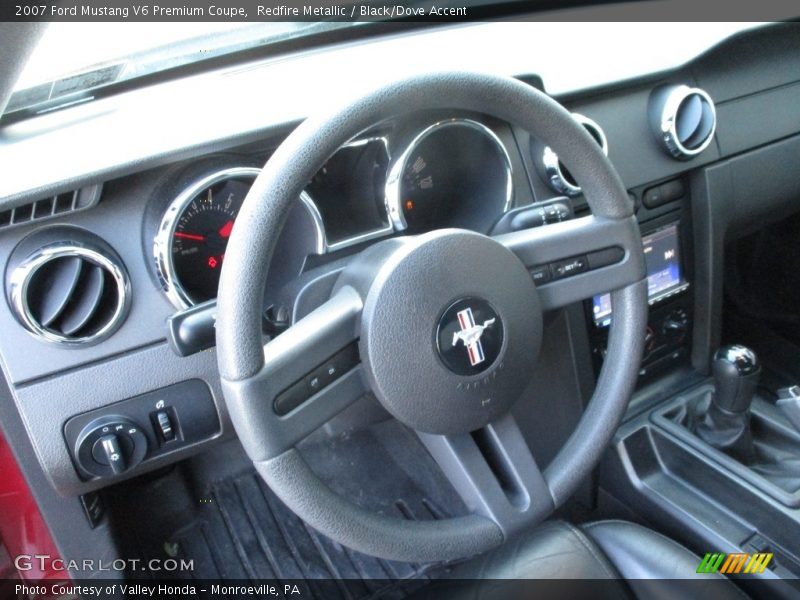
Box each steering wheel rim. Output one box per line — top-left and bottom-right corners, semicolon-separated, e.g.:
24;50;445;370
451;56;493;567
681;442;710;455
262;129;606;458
217;71;648;562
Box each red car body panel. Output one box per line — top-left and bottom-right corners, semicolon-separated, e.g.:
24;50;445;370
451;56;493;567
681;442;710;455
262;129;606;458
0;429;63;583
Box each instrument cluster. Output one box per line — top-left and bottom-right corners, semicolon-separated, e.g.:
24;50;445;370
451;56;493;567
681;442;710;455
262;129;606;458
151;117;515;308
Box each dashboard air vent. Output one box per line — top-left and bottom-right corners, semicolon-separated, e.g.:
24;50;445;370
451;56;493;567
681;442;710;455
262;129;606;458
0;185;102;231
8;240;130;345
649;85;716;159
542;113;608;196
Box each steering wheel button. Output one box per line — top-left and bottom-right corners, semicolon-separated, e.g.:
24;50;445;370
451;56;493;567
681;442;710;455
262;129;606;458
331;343;359;373
274;381;309;417
307;373;323;394
311;364;336;390
550;255;588;280
586;247;625;270
530;265;551;285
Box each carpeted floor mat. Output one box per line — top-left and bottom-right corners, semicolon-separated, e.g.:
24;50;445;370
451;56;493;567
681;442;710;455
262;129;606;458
164;470;449;599
118;421;464;599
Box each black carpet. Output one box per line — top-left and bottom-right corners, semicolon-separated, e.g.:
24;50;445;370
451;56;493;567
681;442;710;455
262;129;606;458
116;421;464;599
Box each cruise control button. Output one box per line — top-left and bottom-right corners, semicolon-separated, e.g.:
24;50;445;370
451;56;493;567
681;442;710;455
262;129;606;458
274;381;309;416
550;255;588;280
306;373;323;395
530;265;551;285
586;247;624;270
310;362;336;390
331;343;359;374
320;362;340;384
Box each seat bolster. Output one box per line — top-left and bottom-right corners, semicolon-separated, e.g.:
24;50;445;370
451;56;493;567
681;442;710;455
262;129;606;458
452;520;621;580
583;520;749;600
414;519;751;600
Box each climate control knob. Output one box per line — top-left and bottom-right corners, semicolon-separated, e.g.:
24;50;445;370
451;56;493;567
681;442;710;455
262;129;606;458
662;308;689;339
74;416;148;478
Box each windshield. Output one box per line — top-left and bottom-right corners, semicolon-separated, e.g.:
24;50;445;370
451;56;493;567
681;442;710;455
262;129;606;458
10;22;356;115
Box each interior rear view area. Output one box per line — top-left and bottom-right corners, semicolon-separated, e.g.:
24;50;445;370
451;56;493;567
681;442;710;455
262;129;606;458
1;14;800;600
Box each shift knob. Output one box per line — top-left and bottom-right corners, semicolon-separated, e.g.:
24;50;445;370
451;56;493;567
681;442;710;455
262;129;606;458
712;345;760;414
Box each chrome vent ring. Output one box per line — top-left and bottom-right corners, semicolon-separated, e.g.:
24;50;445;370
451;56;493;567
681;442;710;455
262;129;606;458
8;243;130;345
543;113;608;196
650;84;716;159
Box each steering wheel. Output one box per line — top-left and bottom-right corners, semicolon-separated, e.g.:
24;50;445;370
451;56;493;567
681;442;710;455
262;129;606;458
216;72;647;563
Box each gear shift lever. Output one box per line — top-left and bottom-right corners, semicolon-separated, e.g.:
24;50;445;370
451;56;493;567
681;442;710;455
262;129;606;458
671;345;800;489
711;345;761;413
695;345;760;461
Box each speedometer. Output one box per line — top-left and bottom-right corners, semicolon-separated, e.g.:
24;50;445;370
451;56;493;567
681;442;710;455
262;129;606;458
154;167;324;309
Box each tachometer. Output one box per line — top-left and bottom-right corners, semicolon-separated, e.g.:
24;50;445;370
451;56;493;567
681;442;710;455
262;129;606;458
170;176;244;303
155;167;324;309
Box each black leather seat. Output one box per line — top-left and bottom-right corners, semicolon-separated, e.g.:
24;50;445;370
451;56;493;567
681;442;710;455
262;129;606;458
416;520;749;599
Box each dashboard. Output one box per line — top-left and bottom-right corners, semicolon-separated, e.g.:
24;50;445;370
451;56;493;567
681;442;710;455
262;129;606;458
1;22;800;501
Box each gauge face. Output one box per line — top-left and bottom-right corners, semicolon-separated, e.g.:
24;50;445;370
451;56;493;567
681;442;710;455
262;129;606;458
156;167;325;309
171;177;249;304
400;152;441;230
393;120;512;234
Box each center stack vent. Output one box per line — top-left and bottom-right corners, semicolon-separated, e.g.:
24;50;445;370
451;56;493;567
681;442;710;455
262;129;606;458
649;84;717;159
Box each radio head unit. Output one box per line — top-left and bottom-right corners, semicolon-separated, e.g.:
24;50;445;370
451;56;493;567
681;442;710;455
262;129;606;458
592;222;688;327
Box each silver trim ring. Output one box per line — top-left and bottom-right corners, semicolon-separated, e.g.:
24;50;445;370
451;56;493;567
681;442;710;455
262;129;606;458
8;243;131;345
154;167;326;310
658;85;716;159
543;113;608;197
385;119;514;231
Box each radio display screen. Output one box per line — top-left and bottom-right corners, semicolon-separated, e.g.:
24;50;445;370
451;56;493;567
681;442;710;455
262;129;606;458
592;223;685;326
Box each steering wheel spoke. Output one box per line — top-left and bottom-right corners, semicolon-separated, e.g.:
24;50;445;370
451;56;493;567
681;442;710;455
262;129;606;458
221;286;366;460
495;214;645;310
418;413;554;537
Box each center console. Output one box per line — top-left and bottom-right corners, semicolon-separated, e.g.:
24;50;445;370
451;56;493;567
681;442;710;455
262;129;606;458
588;219;693;382
591;203;800;592
601;347;800;593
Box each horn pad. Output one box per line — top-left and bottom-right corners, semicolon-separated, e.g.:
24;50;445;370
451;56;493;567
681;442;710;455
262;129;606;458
358;230;543;435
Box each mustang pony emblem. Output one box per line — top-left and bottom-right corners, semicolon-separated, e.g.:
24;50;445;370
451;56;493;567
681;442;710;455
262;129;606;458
452;307;496;366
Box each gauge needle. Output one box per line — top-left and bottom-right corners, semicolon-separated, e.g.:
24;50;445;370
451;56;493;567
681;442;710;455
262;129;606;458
174;232;206;241
218;220;234;239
